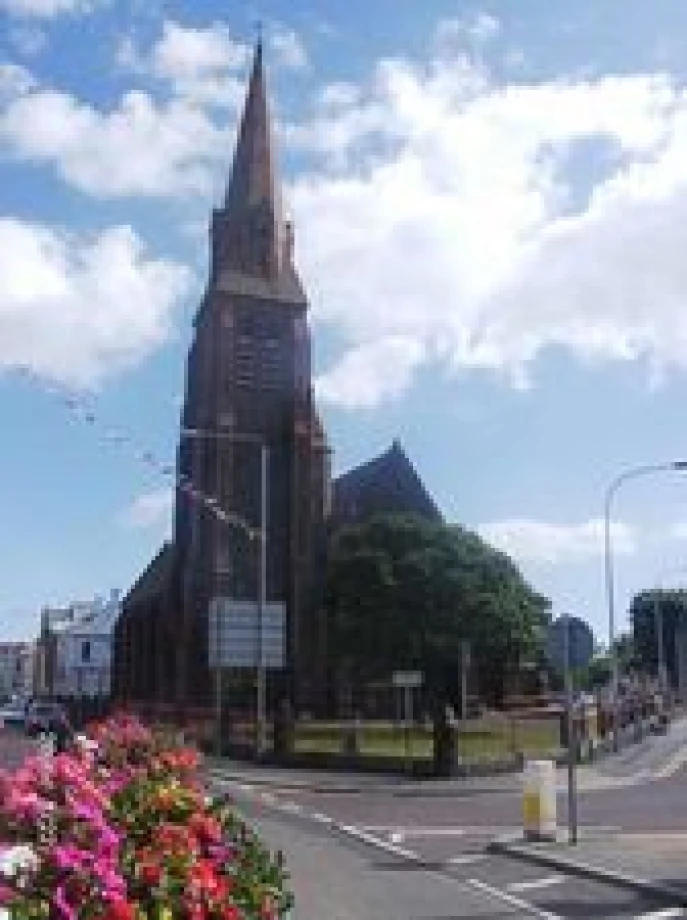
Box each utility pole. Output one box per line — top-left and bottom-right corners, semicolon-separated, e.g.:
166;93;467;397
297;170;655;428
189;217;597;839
256;443;268;757
564;619;578;845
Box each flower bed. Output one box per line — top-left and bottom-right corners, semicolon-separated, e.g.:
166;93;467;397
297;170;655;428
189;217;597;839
0;714;293;919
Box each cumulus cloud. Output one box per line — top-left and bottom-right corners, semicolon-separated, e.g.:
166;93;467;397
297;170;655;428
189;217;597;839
269;26;308;71
0;74;227;197
6;16;687;406
315;336;425;407
0;218;191;386
118;20;250;110
435;12;501;53
284;39;687;405
478;518;637;565
118;487;173;532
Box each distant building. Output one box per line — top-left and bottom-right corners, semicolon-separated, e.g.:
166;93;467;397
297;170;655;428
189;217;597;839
0;642;34;701
331;440;442;531
53;590;122;699
35;592;121;699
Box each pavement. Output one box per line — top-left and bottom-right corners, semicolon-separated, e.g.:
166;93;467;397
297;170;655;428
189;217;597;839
491;829;687;909
210;751;687;918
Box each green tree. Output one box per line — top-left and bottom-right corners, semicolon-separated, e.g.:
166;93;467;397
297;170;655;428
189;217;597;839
325;515;550;706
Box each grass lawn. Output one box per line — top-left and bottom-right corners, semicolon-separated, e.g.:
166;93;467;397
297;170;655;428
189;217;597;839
292;719;563;762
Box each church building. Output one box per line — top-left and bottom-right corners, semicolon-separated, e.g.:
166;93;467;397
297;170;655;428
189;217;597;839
113;42;330;718
113;42;439;724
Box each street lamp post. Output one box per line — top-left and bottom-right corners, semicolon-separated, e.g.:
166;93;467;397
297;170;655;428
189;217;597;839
180;427;269;757
604;460;687;744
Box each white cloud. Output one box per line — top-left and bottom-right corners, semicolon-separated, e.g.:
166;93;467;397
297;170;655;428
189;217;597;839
0;75;227;197
478;518;637;565
269;27;308;71
0;0;98;17
118;20;249;110
284;41;687;404
119;487;173;532
315;336;425;407
669;522;687;540
0;218;191;386
435;12;501;52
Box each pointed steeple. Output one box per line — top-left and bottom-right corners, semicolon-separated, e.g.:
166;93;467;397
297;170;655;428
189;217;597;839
210;39;300;289
220;41;283;270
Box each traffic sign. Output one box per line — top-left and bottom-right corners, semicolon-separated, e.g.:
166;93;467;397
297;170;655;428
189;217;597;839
208;598;285;669
392;671;423;688
546;616;594;673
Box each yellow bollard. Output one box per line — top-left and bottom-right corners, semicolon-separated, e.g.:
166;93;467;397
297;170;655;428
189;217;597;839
523;760;557;841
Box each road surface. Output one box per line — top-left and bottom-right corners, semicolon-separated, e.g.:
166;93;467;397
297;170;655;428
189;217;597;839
211;764;687;918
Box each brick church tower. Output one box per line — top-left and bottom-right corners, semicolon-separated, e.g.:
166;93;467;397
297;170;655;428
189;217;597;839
114;42;330;717
174;41;330;712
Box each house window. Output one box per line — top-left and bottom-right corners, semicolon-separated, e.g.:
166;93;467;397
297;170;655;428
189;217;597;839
81;641;91;663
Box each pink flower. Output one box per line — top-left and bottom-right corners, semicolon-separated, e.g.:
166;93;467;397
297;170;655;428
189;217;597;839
54;884;77;920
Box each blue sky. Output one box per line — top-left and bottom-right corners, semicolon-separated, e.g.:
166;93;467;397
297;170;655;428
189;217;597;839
4;0;687;646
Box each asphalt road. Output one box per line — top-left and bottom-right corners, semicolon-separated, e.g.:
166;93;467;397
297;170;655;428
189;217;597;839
211;768;687;919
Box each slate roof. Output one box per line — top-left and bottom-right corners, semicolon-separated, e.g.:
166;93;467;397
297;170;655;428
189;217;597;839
122;543;174;612
331;440;442;528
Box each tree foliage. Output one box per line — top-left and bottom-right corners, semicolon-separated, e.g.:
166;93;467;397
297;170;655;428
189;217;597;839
324;515;551;705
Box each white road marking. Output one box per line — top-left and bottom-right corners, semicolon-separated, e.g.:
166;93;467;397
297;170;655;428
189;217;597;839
633;909;686;919
506;875;563;893
279;801;303;815
467;877;564;919
390;827;466;841
445;854;486;866
338;824;419;861
310;812;333;825
334;822;563;919
654;746;687;780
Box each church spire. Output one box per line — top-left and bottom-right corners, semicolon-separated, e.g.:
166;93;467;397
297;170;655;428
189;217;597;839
211;39;293;282
224;40;282;224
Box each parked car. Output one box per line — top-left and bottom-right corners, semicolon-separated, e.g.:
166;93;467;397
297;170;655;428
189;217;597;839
24;700;69;736
0;702;27;729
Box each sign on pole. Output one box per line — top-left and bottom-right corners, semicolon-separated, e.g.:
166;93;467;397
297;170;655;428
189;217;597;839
392;671;423;688
546;615;594;674
208;598;286;670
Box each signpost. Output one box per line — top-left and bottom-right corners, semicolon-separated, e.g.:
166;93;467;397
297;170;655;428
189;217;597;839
392;671;423;774
208;598;286;758
460;641;471;722
546;616;594;845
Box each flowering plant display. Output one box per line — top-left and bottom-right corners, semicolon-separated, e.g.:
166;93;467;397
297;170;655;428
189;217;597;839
0;714;293;919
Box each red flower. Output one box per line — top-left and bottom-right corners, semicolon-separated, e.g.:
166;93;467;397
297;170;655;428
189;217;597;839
220;906;241;920
189;812;222;845
103;895;136;920
139;862;162;886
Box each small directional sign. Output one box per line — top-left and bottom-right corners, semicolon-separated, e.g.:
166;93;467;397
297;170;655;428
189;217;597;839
392;671;423;688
